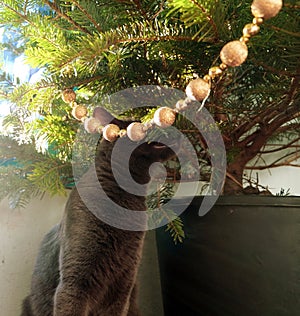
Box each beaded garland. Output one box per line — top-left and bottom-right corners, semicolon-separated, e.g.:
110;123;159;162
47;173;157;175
62;0;283;142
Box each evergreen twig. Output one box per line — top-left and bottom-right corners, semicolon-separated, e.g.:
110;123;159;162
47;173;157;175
43;0;92;35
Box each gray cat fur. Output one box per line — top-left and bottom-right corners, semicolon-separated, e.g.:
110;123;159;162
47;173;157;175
20;107;177;316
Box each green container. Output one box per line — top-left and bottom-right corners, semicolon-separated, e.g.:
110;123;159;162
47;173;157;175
156;196;300;316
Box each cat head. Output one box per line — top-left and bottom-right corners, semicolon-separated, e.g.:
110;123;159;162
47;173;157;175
93;107;180;173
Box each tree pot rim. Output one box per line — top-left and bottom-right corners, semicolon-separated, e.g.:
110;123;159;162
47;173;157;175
171;195;300;209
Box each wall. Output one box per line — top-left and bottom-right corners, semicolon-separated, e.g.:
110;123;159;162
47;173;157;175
249;166;300;196
246;150;300;195
0;195;66;315
0;194;164;316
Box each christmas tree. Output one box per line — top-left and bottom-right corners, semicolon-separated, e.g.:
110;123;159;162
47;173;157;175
0;0;299;212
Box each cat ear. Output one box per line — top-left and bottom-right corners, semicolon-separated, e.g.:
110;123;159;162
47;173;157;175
92;107;129;129
93;107;115;126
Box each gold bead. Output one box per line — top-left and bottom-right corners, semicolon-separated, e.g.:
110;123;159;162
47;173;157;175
239;36;250;43
84;117;102;134
208;66;223;79
220;40;248;67
127;122;147;141
203;75;211;83
253;17;264;25
119;129;127;138
251;0;283;20
175;99;188;111
219;63;228;70
62;89;76;103
72;105;88;121
243;23;260;38
186;78;211;101
153;107;176;128
102;124;120;142
143;121;153;131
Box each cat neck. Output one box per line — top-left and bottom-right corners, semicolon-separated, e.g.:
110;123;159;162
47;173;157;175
93;148;149;209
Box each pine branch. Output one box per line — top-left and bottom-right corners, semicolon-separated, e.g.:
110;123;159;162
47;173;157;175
167;0;223;41
165;216;185;244
43;0;92;35
267;25;300;38
0;165;45;209
246;151;300;170
0;4;75;60
238;106;300;165
234;75;300;146
0;1;33;25
251;60;297;77
152;206;185;244
131;0;149;21
271;123;300;137
71;0;102;33
57;20;216;69
72;74;104;88
259;138;300;154
152;0;166;20
189;0;219;39
23;0;28;14
27;158;70;195
284;3;300;9
147;182;185;243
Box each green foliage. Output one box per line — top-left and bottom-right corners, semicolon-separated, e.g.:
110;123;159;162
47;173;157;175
147;182;185;244
0;0;299;208
27;157;71;195
0;135;69;208
167;0;226;40
276;188;291;196
0;165;43;209
165;216;185;244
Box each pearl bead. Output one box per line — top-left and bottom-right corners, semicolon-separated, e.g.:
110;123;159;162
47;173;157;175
72;105;88;121
102;124;120;142
62;89;76;103
251;0;283;20
186;78;211;101
84;117;102;134
220;40;248;67
127;122;147;141
153;107;176;128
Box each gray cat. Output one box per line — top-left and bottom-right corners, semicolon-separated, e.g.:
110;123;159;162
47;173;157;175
21;107;177;316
